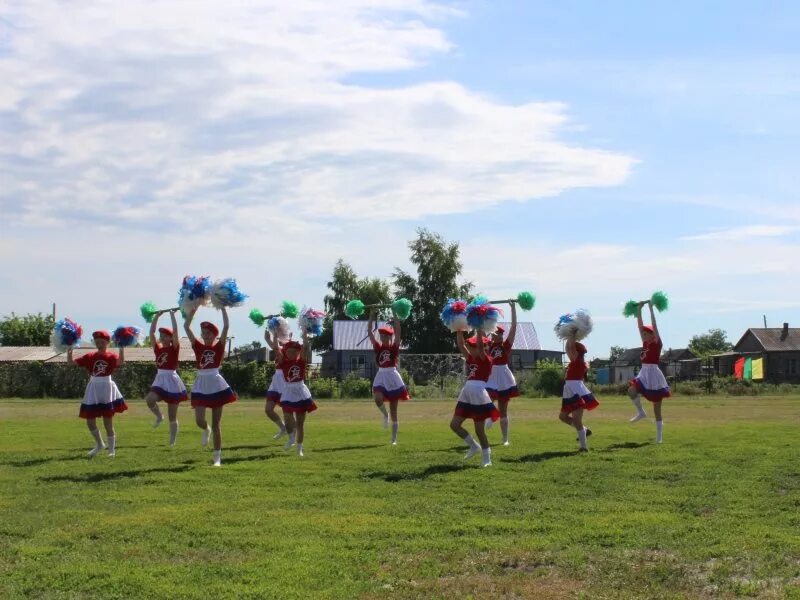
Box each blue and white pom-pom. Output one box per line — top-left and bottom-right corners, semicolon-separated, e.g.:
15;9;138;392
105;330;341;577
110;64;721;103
466;296;503;334
209;278;248;309
267;316;292;343
298;307;326;336
440;298;469;332
51;318;83;352
112;325;143;348
178;275;212;313
554;309;594;341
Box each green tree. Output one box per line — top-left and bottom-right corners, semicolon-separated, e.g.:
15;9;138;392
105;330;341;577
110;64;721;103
312;260;392;352
393;228;472;353
0;312;54;346
609;345;626;361
688;328;733;358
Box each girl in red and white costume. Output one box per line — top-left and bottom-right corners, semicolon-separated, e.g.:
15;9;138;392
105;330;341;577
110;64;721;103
273;331;317;457
184;306;237;466
628;301;670;443
368;308;410;445
450;330;500;468
560;333;599;452
67;330;128;457
263;329;287;441
144;309;187;446
486;302;519;445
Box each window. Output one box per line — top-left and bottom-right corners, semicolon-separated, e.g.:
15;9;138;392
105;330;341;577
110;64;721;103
350;354;366;376
789;359;798;376
512;354;523;370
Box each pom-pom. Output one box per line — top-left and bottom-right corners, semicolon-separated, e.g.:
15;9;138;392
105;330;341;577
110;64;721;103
298;307;326;336
268;316;292;343
140;302;158;323
517;291;536;311
466;296;503;334
623;300;639;318
392;298;413;321
345;300;365;320
440;298;469;332
178;275;212;313
249;308;267;327
112;325;142;348
209;278;248;309
281;301;299;319
51;318;83;352
554;309;594;341
650;291;669;312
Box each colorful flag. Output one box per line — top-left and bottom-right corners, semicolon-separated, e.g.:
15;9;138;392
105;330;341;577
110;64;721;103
734;357;745;380
752;357;764;380
744;357;753;380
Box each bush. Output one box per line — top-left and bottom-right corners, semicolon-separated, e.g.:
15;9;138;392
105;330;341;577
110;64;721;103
531;359;565;397
398;368;416;396
340;373;373;398
310;377;338;399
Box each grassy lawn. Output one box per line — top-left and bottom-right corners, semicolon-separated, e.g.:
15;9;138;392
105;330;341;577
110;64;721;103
1;395;798;599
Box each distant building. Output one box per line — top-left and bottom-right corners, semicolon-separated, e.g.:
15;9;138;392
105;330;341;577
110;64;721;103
713;323;800;382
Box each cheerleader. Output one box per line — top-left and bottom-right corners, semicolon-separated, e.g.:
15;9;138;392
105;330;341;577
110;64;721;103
67;331;128;457
486;301;519;445
143;309;187;446
450;330;499;467
184;306;237;466
263;328;287;440
273;331;317;457
628;301;670;443
368;308;410;445
559;333;598;452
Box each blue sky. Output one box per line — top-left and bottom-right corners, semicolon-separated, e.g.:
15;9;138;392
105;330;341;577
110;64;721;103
1;1;799;357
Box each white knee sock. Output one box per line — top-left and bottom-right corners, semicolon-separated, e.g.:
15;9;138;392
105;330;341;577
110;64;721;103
90;428;104;447
656;420;663;443
631;395;645;413
481;447;492;466
107;435;116;455
578;428;587;450
213;450;221;466
463;434;479;448
169;421;179;446
500;417;509;443
391;421;398;444
377;403;388;417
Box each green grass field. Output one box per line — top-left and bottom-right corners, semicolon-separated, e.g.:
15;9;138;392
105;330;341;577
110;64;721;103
1;396;798;599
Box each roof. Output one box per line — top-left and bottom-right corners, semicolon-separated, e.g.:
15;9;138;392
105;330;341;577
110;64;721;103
661;348;695;362
615;348;643;364
331;320;543;352
736;328;800;352
0;347;62;361
0;338;200;363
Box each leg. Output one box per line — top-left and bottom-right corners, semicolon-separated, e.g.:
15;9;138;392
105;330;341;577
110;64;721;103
295;412;307;456
389;400;399;445
85;417;105;456
374;391;389;427
282;410;297;450
628;384;647;421
558;411;574;427
102;415;116;456
654;401;663;443
265;400;286;435
572;408;588;451
211;406;223;466
498;399;509;444
450;415;480;460
144;391;163;426
195;407;211;446
167;403;180;446
473;419;492;467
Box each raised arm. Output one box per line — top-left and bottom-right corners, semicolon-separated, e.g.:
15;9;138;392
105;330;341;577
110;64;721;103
183;307;197;344
271;330;284;362
118;346;125;366
565;336;577;361
506;302;517;348
149;311;161;347
367;309;378;346
636;301;646;343
66;346;75;366
264;326;276;350
456;330;470;359
219;307;230;346
648;302;660;341
476;329;486;354
169;309;179;344
302;332;312;363
393;312;402;347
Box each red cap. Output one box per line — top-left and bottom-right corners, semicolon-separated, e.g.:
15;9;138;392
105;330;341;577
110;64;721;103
92;330;111;341
377;326;395;336
200;321;219;336
283;340;302;351
640;325;654;333
495;325;505;334
466;336;490;346
158;327;174;337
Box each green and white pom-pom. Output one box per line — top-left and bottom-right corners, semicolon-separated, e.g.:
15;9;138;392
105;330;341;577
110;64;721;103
650;291;669;312
517;291;536;311
249;308;268;327
345;299;365;319
392;298;413;321
140;302;158;323
281;301;299;319
623;300;639;318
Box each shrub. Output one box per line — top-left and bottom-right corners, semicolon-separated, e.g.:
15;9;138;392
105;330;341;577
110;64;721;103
310;377;338;399
531;359;565;397
340;373;373;398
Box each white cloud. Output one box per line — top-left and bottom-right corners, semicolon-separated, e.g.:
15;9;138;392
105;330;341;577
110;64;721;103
0;0;633;231
682;225;800;241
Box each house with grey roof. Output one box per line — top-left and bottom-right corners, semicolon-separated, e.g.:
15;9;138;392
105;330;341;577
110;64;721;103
713;323;800;382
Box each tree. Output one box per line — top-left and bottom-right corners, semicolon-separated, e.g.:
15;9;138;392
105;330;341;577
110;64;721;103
393;228;472;353
609;345;625;361
0;312;54;346
312;260;392;352
233;341;262;354
688;328;733;358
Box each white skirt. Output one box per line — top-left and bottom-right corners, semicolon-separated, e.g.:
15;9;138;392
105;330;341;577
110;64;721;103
280;381;317;413
83;375;124;406
267;370;286;401
372;367;410;401
190;368;237;407
486;364;519;399
150;369;188;403
457;379;493;406
633;364;671;401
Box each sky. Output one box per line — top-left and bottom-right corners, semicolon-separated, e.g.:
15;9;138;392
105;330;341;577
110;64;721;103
1;0;799;357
